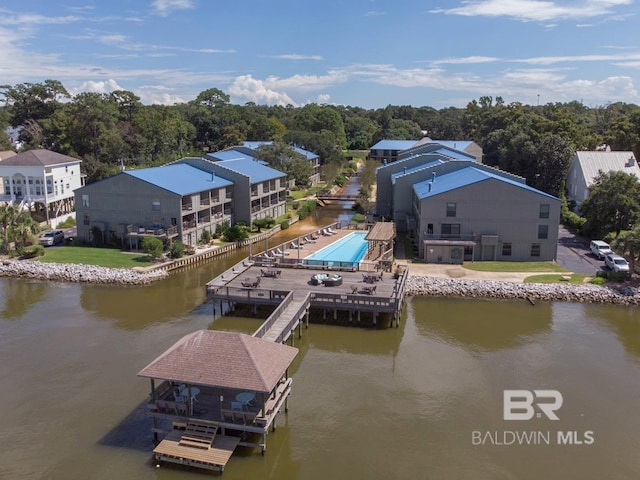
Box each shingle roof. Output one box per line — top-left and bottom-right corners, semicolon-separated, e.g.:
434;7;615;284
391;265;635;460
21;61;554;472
0;150;17;160
125;163;232;196
0;149;81;166
574;151;640;185
137;330;298;393
370;140;419;151
413;166;557;200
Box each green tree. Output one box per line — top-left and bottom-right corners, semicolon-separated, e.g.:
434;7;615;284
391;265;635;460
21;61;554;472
222;224;249;242
141;236;164;259
580;171;640;238
610;226;640;273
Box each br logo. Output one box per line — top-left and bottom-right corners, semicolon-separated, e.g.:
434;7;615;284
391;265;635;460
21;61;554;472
503;390;563;421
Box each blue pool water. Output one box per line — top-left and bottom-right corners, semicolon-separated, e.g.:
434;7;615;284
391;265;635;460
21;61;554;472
304;231;368;267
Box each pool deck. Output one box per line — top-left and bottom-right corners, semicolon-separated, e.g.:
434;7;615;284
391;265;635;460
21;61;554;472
206;224;407;335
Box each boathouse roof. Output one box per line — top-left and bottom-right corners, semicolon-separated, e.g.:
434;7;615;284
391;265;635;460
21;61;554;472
138;330;298;393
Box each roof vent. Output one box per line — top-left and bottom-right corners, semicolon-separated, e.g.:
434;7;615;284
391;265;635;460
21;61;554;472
428;182;432;192
432;172;436;182
627;156;636;167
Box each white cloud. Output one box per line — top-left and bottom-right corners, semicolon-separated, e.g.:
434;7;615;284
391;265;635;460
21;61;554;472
272;54;324;61
316;94;331;104
432;56;500;65
71;79;124;95
430;0;633;22
228;75;297;106
151;0;195;16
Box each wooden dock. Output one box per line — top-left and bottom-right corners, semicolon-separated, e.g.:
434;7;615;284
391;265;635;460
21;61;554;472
153;422;240;472
207;224;408;344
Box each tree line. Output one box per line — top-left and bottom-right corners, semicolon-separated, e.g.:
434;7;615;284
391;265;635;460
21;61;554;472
3;81;640;262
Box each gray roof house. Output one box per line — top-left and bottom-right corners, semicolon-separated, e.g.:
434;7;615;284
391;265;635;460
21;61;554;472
74;162;234;247
0;149;82;222
566;151;640;206
412;166;560;262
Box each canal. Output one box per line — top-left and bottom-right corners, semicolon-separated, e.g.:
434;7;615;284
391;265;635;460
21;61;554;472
1;197;640;479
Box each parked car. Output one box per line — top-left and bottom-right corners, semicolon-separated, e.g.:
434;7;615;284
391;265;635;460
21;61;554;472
604;253;630;274
39;230;65;246
590;240;612;259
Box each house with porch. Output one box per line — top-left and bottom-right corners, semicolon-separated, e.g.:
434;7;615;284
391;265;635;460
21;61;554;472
74;162;233;247
0;149;82;221
566;150;640;207
194;153;287;225
412;166;560;262
138;329;298;471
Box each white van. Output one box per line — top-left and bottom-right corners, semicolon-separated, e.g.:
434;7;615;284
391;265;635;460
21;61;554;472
590;240;612;259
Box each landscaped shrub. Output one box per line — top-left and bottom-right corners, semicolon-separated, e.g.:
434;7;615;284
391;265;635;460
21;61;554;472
141;236;163;259
19;244;45;258
57;217;76;228
589;276;606;285
169;241;186;259
200;230;212;245
280;220;289;230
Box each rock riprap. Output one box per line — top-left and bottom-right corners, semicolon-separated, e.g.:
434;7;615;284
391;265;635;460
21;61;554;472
405;276;640;306
0;259;167;285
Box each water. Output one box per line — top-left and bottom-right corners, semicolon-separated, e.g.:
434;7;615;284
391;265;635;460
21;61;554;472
2;191;640;478
304;231;368;263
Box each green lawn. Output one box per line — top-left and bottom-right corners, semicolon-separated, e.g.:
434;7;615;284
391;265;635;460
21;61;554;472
464;261;568;273
524;274;590;284
37;246;154;268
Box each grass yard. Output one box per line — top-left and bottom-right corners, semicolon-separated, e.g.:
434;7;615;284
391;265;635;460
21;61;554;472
37;246;154;268
464;261;568;273
524;273;590;284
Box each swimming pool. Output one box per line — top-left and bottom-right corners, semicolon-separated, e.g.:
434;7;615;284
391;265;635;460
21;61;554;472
304;231;369;268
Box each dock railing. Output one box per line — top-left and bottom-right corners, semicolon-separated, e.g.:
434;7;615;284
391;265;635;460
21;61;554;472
253;291;293;339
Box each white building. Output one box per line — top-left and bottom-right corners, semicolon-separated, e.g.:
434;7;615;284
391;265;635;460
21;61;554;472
0;149;83;221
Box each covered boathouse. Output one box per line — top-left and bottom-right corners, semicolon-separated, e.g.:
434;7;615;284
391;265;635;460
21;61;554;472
138;330;298;473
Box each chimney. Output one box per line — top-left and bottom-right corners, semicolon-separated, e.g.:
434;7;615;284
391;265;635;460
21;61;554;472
627;156;636;167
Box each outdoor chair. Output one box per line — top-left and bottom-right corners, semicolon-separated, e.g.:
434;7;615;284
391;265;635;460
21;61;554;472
304;236;317;243
276;247;290;256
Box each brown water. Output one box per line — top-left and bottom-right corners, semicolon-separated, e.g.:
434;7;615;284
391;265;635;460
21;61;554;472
2;205;640;479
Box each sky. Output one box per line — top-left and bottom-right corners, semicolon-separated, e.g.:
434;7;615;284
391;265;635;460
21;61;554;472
1;0;639;109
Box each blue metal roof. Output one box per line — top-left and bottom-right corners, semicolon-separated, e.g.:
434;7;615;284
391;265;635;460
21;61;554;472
391;159;445;184
205;150;256;162
242;141;319;160
370;140;418;151
126;163;232;196
431;140;473;151
413;166;558;200
430;147;475;160
212;157;286;183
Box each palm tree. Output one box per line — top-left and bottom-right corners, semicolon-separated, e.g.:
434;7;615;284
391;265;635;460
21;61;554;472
610;226;640;274
0;204;20;252
11;210;40;247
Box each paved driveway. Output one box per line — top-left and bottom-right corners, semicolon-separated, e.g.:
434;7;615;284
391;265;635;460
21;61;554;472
555;226;603;275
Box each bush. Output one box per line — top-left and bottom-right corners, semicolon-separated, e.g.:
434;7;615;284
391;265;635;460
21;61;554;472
57;217;76;228
141;236;164;259
20;244;45;259
589;276;606;285
280;220;289;230
169;241;186;259
200;230;212;245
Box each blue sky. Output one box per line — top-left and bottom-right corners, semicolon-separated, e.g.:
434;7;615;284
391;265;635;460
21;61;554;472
1;0;639;108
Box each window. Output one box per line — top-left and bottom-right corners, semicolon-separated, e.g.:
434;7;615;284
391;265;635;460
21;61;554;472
531;243;541;257
502;242;512;256
83;214;90;226
82;194;89;207
538;224;548;239
152;201;161;211
446;202;456;217
539;204;550;219
427;223;433;235
441;223;460;238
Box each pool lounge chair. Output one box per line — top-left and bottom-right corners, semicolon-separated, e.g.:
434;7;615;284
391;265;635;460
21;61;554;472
321;228;334;236
290;241;303;249
327;227;337;235
276;247;290;256
304;236;317;243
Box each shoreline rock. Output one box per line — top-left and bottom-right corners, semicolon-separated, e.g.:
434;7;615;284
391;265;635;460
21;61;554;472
405;276;640;306
0;259;167;285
